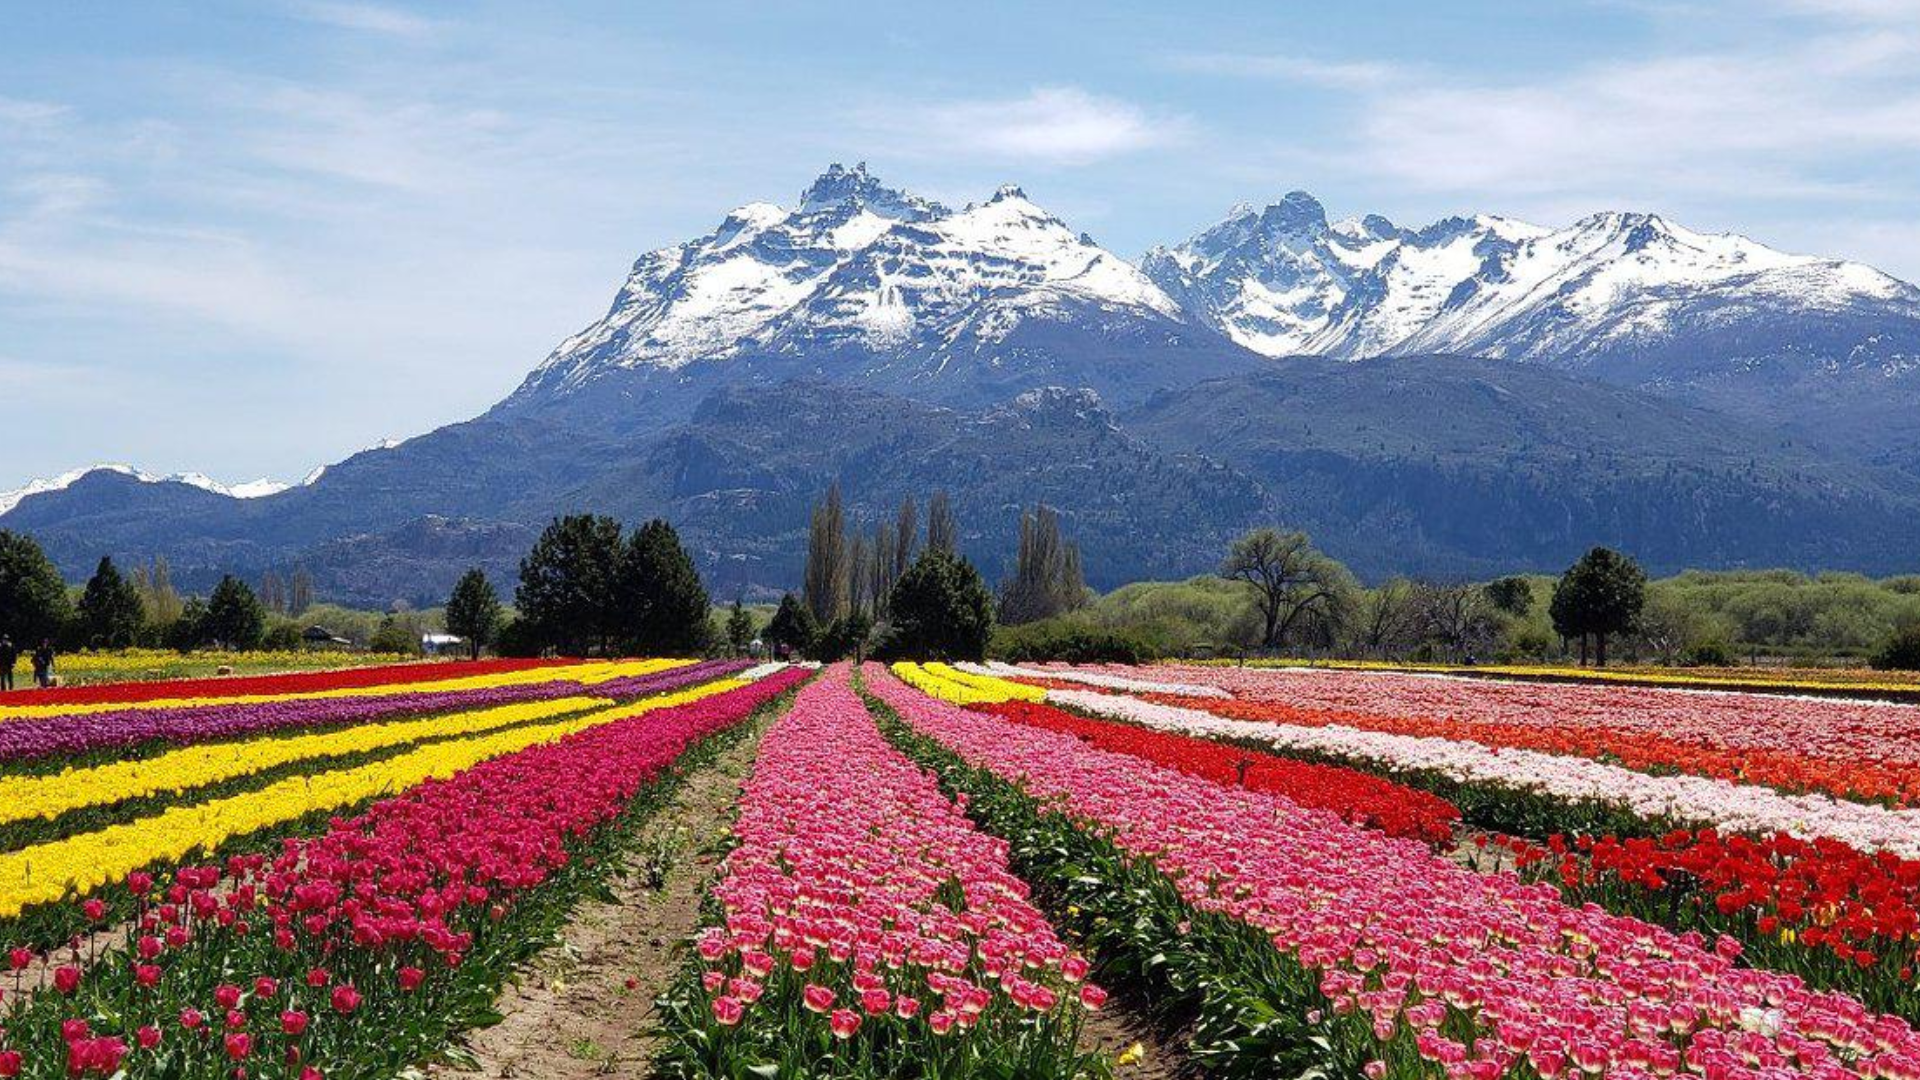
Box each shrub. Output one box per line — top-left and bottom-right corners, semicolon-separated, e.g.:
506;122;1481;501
1681;638;1734;667
493;617;544;658
991;619;1155;664
1871;623;1920;671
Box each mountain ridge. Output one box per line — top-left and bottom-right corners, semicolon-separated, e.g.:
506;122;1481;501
6;164;1920;604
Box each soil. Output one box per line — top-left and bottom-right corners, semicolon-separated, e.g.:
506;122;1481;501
1077;995;1190;1079
1451;828;1522;875
426;730;762;1079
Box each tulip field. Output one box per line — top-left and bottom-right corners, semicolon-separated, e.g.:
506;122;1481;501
9;653;1920;1078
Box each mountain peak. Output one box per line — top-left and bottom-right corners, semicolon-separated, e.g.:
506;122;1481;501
796;162;943;221
1250;191;1328;236
989;183;1029;203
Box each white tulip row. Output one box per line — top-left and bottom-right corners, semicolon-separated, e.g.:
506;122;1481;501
1049;688;1920;860
968;661;1228;699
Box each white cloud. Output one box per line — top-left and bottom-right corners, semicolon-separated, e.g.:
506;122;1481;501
1353;35;1920;199
1770;0;1920;22
0;96;68;125
887;87;1182;166
287;1;436;37
1162;51;1404;90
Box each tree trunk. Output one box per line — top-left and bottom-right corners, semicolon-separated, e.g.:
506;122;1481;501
1578;634;1589;666
1595;632;1608;668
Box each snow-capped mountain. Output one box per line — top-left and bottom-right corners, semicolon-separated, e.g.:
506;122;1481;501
0;466;293;517
506;164;1249;413
1144;192;1920;375
11;166;1920;605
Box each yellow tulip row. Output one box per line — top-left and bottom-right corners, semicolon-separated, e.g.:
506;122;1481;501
0;677;746;918
0;695;615;830
0;658;692;722
23;648;409;675
889;662;1043;705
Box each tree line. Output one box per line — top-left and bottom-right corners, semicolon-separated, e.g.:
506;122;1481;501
8;503;1917;669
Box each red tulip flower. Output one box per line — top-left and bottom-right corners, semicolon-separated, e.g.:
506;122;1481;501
330;984;362;1014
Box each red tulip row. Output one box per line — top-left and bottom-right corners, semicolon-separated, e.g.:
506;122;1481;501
0;658;567;710
1485;826;1920;1021
972;699;1460;844
0;669;808;1079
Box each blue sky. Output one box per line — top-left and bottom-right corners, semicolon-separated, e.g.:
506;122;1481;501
5;0;1920;492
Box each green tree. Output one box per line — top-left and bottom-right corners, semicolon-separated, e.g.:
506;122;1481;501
621;519;712;655
884;548;995;661
166;597;209;651
1550;546;1647;667
1484;576;1535;616
1872;623;1920;671
1220;529;1354;651
867;522;897;619
0;530;72;645
894;496;918;579
998;503;1087;625
202;575;267;650
725;600;754;656
369;615;421;656
288;565;314;617
803;485;850;625
133;556;184;632
925;490;958;556
76;555;146;648
764;593;818;658
516;514;626;654
445;568;503;660
262;621;303;651
816;610;874;661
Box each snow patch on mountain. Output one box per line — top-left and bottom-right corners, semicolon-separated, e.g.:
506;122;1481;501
1145;195;1920;370
0;466;293;515
517;164;1184;397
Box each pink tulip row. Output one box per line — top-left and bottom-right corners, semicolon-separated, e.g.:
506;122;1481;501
866;662;1920;1080
1140;664;1920;768
695;664;1103;1052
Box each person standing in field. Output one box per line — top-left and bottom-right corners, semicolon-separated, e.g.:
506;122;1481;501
0;635;15;691
30;639;53;689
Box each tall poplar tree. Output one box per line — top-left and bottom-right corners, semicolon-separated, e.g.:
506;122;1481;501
998;504;1088;625
803;484;850;624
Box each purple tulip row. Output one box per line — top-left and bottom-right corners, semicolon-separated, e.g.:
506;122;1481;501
0;658;750;766
590;658;752;698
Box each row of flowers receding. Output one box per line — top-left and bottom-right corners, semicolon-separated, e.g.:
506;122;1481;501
0;667;806;1079
1141;663;1920;807
1050;687;1920;862
1014;668;1920;1018
0;657;569;713
0;662;752;974
866;661;1920;1080
655;664;1106;1080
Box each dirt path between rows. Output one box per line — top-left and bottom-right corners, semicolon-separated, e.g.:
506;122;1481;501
427;730;762;1080
1078;994;1189;1079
